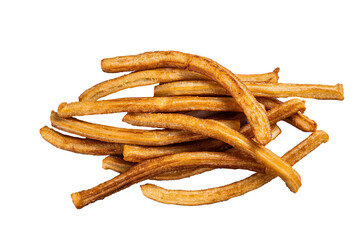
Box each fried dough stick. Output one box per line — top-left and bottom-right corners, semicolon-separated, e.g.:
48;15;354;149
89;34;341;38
105;125;282;180
40;126;123;155
154;80;344;100
140;130;329;205
122;99;304;161
71;152;267;209
123;123;282;162
102;155;213;181
79;68;280;102
122;112;302;193
259;97;317;132
50;111;240;146
57;97;244;118
101;51;271;145
57;96;303;119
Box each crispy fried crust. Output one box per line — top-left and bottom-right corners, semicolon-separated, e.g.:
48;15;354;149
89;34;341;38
122;112;301;193
40;126;124;155
140;130;329;205
79;68;279;102
101;51;271;145
71;152;265;209
50;111;239;146
154;80;344;100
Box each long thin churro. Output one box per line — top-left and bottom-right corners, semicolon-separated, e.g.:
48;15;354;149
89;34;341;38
40;126;124;155
122;112;302;193
50;111;240;146
101;51;271;145
102;155;213;180
71;152;266;209
123;124;281;162
57;97;244;118
140;130;329;205
122;99;303;160
154;80;344;100
79;68;280;102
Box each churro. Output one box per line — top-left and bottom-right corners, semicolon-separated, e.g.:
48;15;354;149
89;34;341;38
141;130;329;205
101;51;271;144
50;111;240;146
154;80;344;100
122;112;302;192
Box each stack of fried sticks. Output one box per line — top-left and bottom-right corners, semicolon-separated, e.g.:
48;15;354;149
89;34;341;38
40;51;344;209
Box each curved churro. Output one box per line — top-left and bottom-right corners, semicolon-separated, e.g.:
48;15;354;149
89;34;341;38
154;80;344;100
122;124;281;162
141;130;329;205
50;111;240;146
102;155;213;180
40;126;124;155
101;51;271;145
122;112;302;193
79;68;280;102
71;152;265;209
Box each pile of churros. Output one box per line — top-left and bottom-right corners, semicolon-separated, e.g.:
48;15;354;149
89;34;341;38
40;51;344;209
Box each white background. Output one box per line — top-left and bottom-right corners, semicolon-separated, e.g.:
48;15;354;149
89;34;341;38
1;1;360;239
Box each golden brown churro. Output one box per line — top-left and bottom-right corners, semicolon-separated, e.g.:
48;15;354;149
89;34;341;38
40;126;124;155
123;124;281;162
154;80;344;100
71;152;265;209
123;139;228;162
40;51;342;209
57;97;244;118
122;113;302;193
101;51;271;145
50;111;240;146
141;130;329;205
102;155;213;180
121;99;303;161
79;68;279;102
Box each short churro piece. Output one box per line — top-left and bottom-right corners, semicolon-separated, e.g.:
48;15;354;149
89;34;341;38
123;139;228;162
141;130;329;205
101;51;271;145
259;97;317;132
40;126;123;155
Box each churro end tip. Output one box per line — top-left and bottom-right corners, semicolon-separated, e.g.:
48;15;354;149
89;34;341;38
336;83;344;100
71;192;83;209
